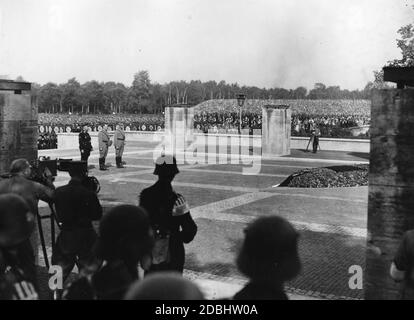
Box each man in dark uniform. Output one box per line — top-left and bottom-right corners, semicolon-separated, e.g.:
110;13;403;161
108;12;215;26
139;155;197;275
79;126;93;165
51;161;103;283
97;124;112;171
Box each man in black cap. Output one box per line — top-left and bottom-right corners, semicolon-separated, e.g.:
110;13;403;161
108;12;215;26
51;161;103;283
0;194;39;300
79;126;93;166
139;154;197;274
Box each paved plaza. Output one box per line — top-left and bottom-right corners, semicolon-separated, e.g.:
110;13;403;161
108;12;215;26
36;142;369;300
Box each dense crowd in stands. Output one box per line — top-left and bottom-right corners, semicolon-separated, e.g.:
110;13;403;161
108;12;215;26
38;113;164;133
36;100;371;148
194;99;371;116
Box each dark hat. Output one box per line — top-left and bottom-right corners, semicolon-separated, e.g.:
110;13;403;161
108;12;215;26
124;272;204;300
153;154;179;176
67;161;87;177
243;216;299;264
0;194;35;247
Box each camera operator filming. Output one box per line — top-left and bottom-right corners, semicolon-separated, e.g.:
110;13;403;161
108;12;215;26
51;161;103;288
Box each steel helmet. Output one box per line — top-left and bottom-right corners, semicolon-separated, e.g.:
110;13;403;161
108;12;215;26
153;154;179;176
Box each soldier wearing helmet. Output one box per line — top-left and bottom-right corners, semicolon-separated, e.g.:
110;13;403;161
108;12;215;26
139;154;197;274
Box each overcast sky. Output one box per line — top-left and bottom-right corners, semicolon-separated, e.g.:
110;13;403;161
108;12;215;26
0;0;412;90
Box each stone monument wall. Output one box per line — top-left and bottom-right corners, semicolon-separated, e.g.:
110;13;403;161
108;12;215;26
0;80;37;174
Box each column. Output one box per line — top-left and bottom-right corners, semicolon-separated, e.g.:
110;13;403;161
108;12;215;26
164;105;195;162
0;80;37;174
261;105;291;158
365;89;414;299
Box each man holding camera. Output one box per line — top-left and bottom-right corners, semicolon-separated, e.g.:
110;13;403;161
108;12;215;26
312;126;321;153
51;161;103;283
0;159;55;284
98;124;112;171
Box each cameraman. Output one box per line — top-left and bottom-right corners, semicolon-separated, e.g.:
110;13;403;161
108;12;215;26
0;158;55;284
51;161;102;283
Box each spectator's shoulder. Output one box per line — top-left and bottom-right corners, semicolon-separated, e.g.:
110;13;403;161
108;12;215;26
140;185;153;197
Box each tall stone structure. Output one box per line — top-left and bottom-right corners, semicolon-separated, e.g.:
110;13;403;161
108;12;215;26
261;105;291;158
164;104;195;161
365;89;414;299
0;80;37;174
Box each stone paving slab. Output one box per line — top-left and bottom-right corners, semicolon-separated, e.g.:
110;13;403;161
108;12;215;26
223;192;367;229
185;218;365;299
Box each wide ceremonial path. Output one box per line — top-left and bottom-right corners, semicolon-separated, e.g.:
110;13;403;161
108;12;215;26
37;141;369;300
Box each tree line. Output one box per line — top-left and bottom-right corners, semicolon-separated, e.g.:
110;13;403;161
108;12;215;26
29;70;375;115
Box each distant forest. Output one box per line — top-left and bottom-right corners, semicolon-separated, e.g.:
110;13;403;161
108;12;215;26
21;71;379;114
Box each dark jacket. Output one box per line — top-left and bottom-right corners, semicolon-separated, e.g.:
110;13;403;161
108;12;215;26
0;175;54;217
234;282;288;300
63;259;136;300
139;181;197;273
54;179;102;230
79;132;92;152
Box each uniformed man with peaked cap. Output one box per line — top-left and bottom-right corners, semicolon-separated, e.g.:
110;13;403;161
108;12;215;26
97;124;112;170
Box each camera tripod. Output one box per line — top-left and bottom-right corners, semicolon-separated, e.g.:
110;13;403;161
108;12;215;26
37;204;60;269
305;135;322;152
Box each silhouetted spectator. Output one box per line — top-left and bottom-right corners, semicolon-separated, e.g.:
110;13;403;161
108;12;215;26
0;159;54;284
390;229;414;300
234;216;301;300
62;205;154;300
124;272;204;300
0;194;38;300
139;155;197;275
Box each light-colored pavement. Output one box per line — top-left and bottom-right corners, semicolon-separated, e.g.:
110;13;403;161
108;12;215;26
36;145;368;300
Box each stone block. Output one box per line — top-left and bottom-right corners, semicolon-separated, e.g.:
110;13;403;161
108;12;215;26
261;105;291;157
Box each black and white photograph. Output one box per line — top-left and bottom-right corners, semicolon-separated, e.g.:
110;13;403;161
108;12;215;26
0;0;414;307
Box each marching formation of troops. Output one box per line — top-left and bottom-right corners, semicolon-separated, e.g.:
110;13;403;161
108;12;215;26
79;124;126;170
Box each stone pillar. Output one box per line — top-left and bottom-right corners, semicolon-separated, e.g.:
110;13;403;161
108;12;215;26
0;80;39;265
365;89;414;299
0;80;37;174
164;105;195;160
261;105;291;158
